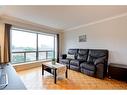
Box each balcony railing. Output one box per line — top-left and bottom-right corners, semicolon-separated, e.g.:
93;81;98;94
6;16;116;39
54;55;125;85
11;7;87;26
11;50;53;64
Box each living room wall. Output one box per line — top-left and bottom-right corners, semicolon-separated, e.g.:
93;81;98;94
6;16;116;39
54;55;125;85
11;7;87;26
63;14;127;65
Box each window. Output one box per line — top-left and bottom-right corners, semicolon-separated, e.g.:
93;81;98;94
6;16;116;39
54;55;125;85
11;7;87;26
11;28;57;64
38;34;54;60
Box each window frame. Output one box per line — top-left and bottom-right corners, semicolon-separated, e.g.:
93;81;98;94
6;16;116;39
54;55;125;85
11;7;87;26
10;28;57;64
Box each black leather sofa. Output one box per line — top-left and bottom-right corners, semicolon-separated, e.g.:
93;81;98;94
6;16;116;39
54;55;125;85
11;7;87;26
60;49;108;79
70;49;88;71
59;49;78;69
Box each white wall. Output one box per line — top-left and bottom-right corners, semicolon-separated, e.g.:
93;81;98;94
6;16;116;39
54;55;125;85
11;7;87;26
63;15;127;65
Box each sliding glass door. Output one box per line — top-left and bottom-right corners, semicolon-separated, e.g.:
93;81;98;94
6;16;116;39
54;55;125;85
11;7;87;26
11;28;57;64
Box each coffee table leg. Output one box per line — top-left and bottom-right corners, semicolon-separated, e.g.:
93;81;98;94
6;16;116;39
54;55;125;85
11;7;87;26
54;69;57;84
42;64;44;75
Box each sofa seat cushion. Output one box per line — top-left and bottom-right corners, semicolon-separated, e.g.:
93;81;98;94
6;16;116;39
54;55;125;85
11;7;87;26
60;59;70;65
70;65;79;71
70;59;85;66
80;62;96;71
80;68;95;76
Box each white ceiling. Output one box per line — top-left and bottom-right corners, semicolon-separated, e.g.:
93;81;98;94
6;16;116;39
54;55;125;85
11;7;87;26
0;6;127;31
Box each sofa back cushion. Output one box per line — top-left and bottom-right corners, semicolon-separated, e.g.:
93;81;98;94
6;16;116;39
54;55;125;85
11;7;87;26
68;49;78;55
68;49;78;59
77;49;89;61
87;49;108;63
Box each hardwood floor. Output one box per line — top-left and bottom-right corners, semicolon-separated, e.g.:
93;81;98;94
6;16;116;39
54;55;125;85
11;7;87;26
17;66;127;90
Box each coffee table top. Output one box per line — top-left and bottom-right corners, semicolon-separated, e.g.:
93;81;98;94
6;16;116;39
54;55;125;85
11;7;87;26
42;62;66;69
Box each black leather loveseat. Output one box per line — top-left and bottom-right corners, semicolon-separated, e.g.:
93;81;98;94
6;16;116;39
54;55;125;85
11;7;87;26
60;49;108;79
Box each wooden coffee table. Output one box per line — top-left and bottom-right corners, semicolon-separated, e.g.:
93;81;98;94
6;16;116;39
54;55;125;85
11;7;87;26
42;62;68;84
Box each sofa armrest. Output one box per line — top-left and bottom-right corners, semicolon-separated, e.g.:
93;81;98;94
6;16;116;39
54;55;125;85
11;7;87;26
94;57;105;65
60;54;67;59
94;57;106;79
96;63;104;79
